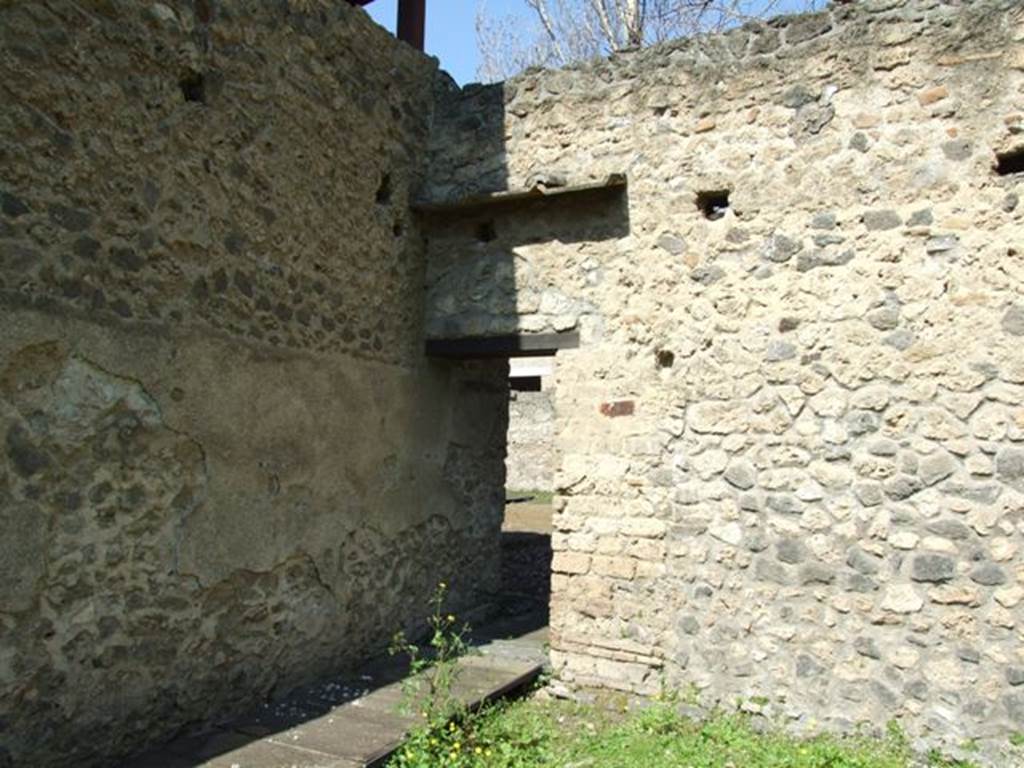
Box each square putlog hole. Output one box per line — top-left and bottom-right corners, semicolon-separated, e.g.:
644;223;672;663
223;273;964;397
375;173;392;205
697;190;730;220
180;71;206;103
995;147;1024;176
476;220;497;242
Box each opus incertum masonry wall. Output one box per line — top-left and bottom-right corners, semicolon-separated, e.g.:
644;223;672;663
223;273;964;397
0;2;507;766
423;0;1024;764
507;388;557;492
2;0;1023;765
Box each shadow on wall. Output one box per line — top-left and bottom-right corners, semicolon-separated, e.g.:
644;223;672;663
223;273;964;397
116;54;617;768
423;79;512;204
414;74;630;650
421;189;631;339
497;530;552;625
419;77;631;342
0;0;525;764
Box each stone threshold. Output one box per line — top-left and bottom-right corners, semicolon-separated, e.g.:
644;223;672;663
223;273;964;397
121;614;547;768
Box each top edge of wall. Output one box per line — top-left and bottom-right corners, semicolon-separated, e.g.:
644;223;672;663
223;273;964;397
446;0;1022;95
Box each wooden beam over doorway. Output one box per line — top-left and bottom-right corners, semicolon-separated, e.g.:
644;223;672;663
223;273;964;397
425;331;579;359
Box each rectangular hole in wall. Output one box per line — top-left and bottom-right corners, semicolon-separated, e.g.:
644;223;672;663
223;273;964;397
995;147;1024;176
697;189;730;220
179;71;206;103
510;375;541;392
476;220;497;242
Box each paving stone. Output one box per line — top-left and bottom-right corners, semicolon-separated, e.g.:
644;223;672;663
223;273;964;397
120;750;196;768
205;737;360;768
264;707;409;764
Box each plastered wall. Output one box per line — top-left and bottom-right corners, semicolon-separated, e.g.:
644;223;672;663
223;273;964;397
0;2;507;765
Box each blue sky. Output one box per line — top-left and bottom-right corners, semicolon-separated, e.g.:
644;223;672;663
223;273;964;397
365;0;818;86
366;0;507;85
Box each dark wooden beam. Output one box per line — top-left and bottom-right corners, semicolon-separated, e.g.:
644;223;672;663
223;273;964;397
397;0;425;50
426;331;579;359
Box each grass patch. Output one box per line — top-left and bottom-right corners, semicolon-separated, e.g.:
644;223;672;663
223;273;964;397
506;488;554;505
385;592;983;768
389;695;980;768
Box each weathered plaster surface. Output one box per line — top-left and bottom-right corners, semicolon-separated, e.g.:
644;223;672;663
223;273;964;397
424;1;1024;763
0;2;506;766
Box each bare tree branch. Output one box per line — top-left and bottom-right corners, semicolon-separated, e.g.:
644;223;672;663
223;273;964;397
476;0;821;83
624;0;645;47
589;0;620;50
526;0;568;62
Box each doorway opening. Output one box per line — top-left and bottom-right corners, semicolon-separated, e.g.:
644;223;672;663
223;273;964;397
426;332;577;634
498;355;556;626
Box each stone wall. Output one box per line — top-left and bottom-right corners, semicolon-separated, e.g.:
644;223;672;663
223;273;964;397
507;389;556;492
0;3;507;766
423;0;1024;763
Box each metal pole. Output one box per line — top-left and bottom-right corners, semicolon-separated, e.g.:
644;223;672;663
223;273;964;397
397;0;425;51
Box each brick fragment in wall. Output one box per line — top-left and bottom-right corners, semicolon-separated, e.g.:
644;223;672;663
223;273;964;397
600;400;635;417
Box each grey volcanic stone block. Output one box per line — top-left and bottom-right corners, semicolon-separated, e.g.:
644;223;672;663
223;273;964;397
997;448;1024;485
724;460;756;490
1003;306;1024;336
847;547;881;575
862;209;902;230
911;554;955;583
777;538;807;564
855;636;881;659
970;563;1007;586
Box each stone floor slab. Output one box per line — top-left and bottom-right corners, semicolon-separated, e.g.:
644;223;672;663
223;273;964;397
201;738;360;768
121;750;197;768
123;735;360;768
118;609;547;768
265;705;413;764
